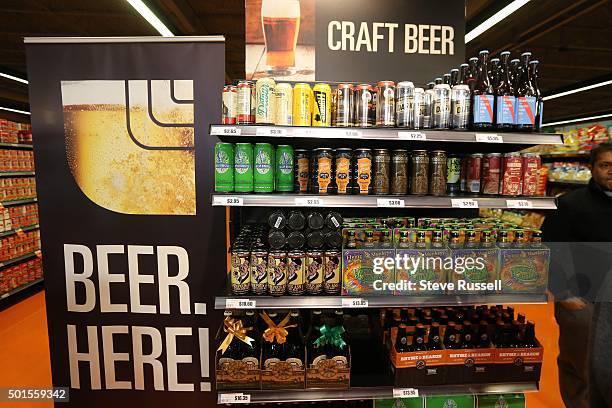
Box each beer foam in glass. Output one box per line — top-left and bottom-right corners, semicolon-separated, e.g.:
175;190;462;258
261;0;300;74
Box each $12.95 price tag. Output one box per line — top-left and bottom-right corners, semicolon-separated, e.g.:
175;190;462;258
377;198;405;208
393;388;419;398
341;298;369;308
218;393;251;404
451;199;479;209
506;199;533;209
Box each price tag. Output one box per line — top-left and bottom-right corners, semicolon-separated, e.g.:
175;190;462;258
341;298;369;308
393;388;419;398
475;133;503;143
399;131;427;141
211;126;241;136
15;227;25;237
213;196;244;206
345;129;362;138
377;198;405;208
451;199;479;209
256;127;287;136
295;197;324;206
506;199;533;209
218;393;251;404
225;299;256;309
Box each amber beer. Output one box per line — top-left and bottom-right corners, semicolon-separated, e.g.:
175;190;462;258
261;0;300;71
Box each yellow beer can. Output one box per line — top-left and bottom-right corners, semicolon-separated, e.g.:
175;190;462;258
292;83;312;126
313;83;332;127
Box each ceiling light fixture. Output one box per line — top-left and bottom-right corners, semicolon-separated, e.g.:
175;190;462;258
0;106;30;115
465;0;531;43
0;72;28;85
543;79;612;101
124;0;174;37
542;113;612;128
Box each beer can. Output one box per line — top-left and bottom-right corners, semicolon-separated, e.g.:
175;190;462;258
396;81;415;128
234;143;254;192
333;84;353;127
287;250;306;295
294;149;309;193
222;85;237;124
467;153;483;194
274;82;293;125
293;83;312;126
354;84;374;127
236;80;255;124
433;84;451;129
413;88;425;129
429;150;447;196
313;83;332;127
323;249;341;294
335;148;353;195
250;247;268;295
482;153;501;195
536;165;548;197
410;150;429;195
267;250;287;296
391;149;409;195
376;81;396;127
460;155;468;193
275;145;294;192
305;250;324;294
313;148;334;194
423;87;434;129
355;148;373;195
446;154;461;196
256;77;276;124
230;247;251;295
254;143;275;193
451;84;470;130
521;153;541;196
501;152;523;196
373;148;391;195
214;142;234;192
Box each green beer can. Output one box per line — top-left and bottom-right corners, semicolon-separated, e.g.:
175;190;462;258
214;142;234;192
275;145;294;192
234;143;254;192
254;143;275;193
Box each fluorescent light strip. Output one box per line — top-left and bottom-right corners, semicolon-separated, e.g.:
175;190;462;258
542;113;612;128
466;0;531;43
0;72;28;85
543;80;612;101
0;106;30;115
125;0;174;37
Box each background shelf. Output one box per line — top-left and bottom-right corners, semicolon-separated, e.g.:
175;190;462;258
0;278;43;300
0;142;34;150
1;198;37;206
0;171;35;177
0;223;39;238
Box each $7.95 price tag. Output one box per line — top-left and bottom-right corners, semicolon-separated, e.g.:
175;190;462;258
341;298;369;308
219;393;251;404
393;388;419;398
451;199;478;208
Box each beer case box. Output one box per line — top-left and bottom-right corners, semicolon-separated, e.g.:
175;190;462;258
389;340;447;386
424;395;475;408
394;248;450;296
215;350;261;391
374;398;424;408
498;247;549;293
305;349;351;389
342;249;394;295
492;340;544;383
449;248;499;294
476;394;525;408
260;355;305;390
445;347;497;385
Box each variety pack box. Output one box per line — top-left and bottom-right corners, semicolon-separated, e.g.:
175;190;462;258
375;397;424;408
477;394;526;408
425;395;475;408
445;347;497;384
305;349;350;389
450;248;500;294
493;340;544;382
389;338;447;386
395;248;450;296
499;247;549;293
342;249;394;295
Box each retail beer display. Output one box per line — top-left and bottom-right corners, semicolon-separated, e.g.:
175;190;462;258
214;142;234;192
254;143;275;193
275;82;293;125
293;82;313;126
234;143;254;192
275;145;294;192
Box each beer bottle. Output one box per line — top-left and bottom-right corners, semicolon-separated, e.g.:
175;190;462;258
287;230;306;249
329;310;350;365
283;311;305;368
509;58;521;89
287;210;306;231
400;308;410;323
460;321;474;349
306;230;325;249
509;320;524;348
443;73;451;85
495;51;517;130
476;321;491;348
489;57;501;89
459;63;470;86
268;211;287;230
516;52;537;131
307;310;326;367
395;325;410;353
324;212;344;230
450;68;460;87
268;229;286;250
467;57;479;92
471;50;495;130
443;321;460;349
529;60;543;131
434;77;443;86
427;322;442;350
523;321;538;348
262;312;283;370
517;313;526;323
307;212;325;230
506;306;515;320
493;320;505;346
413;323;428;351
427;82;435;90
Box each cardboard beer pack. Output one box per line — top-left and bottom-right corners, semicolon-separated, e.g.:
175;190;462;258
498;246;549;293
477;394;526;408
342;248;395;295
375;397;424;408
424;395;475;408
450;247;500;294
215;318;261;391
389;337;447;386
395;247;450;296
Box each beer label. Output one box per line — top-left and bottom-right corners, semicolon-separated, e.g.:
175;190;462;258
267;256;287;295
278;151;293;175
317;157;332;193
306;254;323;294
256;83;275;123
517;96;536;126
312;354;328;367
274;88;292;126
237;88;253;118
255;149;272;175
287;256;305;294
250;253;268;294
473;94;494;124
335;157;350;194
286;358;304;369
293;87;312;126
231;253;251;294
323;253;340;292
447;158;461;184
264;358;281;370
297;158;309;192
496;95;517;125
357;157;372;194
313;90;330;126
235;150;252;174
332;356;349;368
215;149;232;174
452;98;470;128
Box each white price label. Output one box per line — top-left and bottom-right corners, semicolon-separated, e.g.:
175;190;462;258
345;129;362;138
399;131;427;141
393;388;419;398
225;299;256;309
377;198;405;208
256;127;287;136
506;199;533;209
451;199;479;209
211;126;241;136
218;393;251;404
341;298;369;308
295;197;324;206
214;196;244;206
475;133;503;143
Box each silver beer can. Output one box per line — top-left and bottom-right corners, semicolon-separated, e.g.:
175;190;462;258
274;82;293;126
396;81;415;128
433;84;451;129
423;88;435;129
451;84;471;130
413;87;425;129
333;84;354;127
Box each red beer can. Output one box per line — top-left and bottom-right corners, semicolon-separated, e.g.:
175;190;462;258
501;152;523;196
467;153;483;194
521;152;541;196
222;85;237;124
482;153;501;195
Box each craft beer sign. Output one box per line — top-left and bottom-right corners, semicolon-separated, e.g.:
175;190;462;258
246;0;465;84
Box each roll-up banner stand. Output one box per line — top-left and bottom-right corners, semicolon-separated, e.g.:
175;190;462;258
25;36;225;407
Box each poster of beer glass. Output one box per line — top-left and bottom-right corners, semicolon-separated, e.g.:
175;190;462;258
246;0;315;81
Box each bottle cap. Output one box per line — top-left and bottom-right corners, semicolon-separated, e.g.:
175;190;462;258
479;49;490;54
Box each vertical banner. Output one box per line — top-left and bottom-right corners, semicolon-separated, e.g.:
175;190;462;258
246;0;465;84
25;37;225;407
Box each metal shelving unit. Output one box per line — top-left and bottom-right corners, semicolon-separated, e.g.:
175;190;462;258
0;251;39;269
0;223;39;238
0;142;34;150
217;382;539;404
548;179;588;186
0;278;43;300
0;171;35;177
540;151;589;161
0;198;37;206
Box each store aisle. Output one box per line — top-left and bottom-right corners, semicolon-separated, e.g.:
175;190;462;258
0;291;52;407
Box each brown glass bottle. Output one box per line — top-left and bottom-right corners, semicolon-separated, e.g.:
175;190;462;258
428;322;442;350
472;50;495;130
395;325;410;353
466;57;479;92
443;321;460;349
495;51;517;130
523;321;538;348
460;321;475;349
413;324;428;351
516;52;536;131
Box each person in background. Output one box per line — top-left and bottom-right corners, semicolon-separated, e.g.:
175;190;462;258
541;142;612;407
